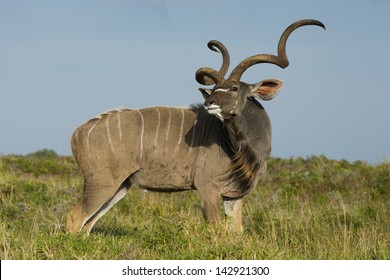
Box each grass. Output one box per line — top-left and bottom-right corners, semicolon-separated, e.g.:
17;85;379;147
0;150;389;259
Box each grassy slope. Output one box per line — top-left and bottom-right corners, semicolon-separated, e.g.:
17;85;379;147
0;150;389;259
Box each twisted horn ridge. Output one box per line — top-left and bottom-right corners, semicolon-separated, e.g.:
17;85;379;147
207;40;230;80
228;19;325;81
196;40;230;85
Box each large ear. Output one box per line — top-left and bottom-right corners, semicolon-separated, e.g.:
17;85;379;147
250;79;283;101
198;88;213;100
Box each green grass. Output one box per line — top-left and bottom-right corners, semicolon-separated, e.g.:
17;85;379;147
0;150;389;259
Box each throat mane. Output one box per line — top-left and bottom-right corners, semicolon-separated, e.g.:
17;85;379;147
222;117;262;198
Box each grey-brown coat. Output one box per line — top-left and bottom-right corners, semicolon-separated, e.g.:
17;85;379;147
67;19;325;234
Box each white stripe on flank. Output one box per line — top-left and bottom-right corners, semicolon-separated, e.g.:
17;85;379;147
86;108;131;153
106;115;115;153
117;112;123;141
136;110;145;160
175;109;185;154
189;118;198;153
165;107;171;153
87;119;99;152
154;107;161;155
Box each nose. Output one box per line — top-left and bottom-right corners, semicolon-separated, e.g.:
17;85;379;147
204;98;216;107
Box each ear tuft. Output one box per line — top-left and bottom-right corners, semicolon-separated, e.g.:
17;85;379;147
251;79;283;101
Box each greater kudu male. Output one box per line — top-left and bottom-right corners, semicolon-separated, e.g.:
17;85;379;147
67;19;325;234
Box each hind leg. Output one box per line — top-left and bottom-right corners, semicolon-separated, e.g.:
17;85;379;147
67;178;131;234
66;201;85;233
82;184;129;234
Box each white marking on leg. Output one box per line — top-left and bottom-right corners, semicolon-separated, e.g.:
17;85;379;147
154;107;161;155
223;198;244;232
80;212;95;234
165;107;171;154
175;109;185;154
136;110;145;160
106;115;115;153
84;187;128;235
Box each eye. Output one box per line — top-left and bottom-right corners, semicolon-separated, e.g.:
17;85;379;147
232;86;238;92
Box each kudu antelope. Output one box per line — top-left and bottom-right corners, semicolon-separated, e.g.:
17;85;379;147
67;19;325;234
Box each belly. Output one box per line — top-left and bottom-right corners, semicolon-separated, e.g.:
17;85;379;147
131;163;194;192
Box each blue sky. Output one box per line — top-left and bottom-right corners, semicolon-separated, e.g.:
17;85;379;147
1;0;389;163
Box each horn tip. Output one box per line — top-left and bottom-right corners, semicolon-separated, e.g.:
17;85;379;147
308;19;326;30
317;21;326;30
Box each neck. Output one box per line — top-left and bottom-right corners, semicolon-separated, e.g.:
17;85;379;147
222;99;271;197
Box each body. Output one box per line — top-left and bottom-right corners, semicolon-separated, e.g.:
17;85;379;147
67;103;270;234
67;19;324;234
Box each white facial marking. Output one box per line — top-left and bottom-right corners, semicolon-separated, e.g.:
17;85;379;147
215;113;224;121
213;88;229;93
204;104;223;121
205;104;220;109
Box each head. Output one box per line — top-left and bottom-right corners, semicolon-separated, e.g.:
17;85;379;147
199;79;282;121
195;19;325;121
